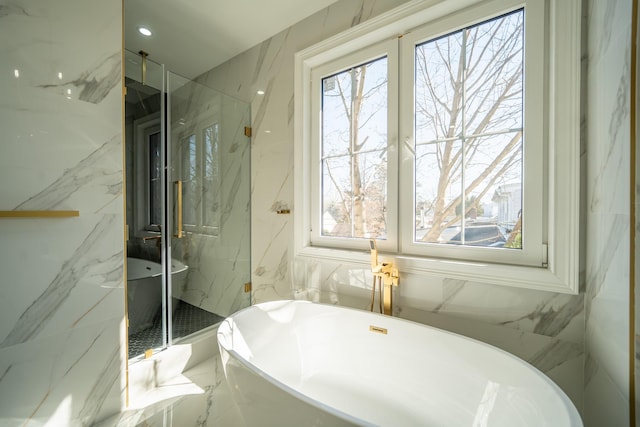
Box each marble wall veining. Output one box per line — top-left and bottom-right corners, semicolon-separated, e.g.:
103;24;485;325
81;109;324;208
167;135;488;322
0;0;125;426
197;0;589;415
584;0;632;425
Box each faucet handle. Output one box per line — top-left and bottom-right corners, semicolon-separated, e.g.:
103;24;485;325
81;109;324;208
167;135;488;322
380;263;399;287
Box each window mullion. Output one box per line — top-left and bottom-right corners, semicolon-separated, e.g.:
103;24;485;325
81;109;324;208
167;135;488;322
461;27;468;246
350;68;356;238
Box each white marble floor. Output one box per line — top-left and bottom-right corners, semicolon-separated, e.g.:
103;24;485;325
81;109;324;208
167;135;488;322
96;355;245;427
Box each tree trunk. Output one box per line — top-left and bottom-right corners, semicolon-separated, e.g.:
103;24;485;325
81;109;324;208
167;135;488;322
351;67;367;237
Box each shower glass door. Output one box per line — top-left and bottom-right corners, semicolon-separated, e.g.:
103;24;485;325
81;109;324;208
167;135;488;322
166;72;251;343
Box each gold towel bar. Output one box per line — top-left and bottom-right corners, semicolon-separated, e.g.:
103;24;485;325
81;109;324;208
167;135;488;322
0;210;79;218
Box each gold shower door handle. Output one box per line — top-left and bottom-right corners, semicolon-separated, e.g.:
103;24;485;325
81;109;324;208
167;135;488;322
174;180;184;238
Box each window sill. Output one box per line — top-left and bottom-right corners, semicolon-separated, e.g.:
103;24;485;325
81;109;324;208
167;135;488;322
296;245;579;295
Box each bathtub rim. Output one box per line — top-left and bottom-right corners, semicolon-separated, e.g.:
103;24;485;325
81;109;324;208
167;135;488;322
217;299;582;426
218;302;371;426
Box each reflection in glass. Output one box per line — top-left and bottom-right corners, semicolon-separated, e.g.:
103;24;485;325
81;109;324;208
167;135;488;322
181;134;197;227
203;123;220;231
149;131;162;226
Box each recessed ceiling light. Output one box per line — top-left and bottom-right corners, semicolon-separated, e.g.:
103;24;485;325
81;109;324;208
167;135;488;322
138;27;152;37
257;90;265;95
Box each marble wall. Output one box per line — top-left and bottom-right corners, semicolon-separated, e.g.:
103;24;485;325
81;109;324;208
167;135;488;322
584;0;633;425
197;0;587;416
0;1;125;426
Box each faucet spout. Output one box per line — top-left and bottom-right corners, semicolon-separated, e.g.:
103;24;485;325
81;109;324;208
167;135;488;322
143;234;162;257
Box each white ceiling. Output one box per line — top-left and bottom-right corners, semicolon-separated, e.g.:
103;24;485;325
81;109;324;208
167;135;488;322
124;0;340;79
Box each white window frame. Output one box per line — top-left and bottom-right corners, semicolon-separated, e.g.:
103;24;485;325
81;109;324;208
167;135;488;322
132;113;162;234
310;39;399;253
294;0;580;294
399;4;542;267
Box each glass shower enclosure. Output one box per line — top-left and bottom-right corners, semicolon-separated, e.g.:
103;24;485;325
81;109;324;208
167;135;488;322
124;50;251;360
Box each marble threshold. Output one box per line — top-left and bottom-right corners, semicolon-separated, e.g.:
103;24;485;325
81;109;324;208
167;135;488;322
97;326;245;427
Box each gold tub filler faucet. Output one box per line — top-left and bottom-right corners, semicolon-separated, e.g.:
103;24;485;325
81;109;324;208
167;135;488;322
369;239;399;316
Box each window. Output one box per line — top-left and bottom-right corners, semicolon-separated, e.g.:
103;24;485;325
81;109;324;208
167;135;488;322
132;112;221;237
312;40;398;251
412;10;524;248
320;56;389;239
400;5;544;267
295;0;580;293
132;113;162;233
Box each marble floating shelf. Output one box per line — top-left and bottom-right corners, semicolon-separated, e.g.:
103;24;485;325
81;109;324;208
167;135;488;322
0;210;80;218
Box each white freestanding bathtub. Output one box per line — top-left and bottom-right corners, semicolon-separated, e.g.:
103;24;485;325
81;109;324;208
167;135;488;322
126;257;188;334
217;300;582;427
